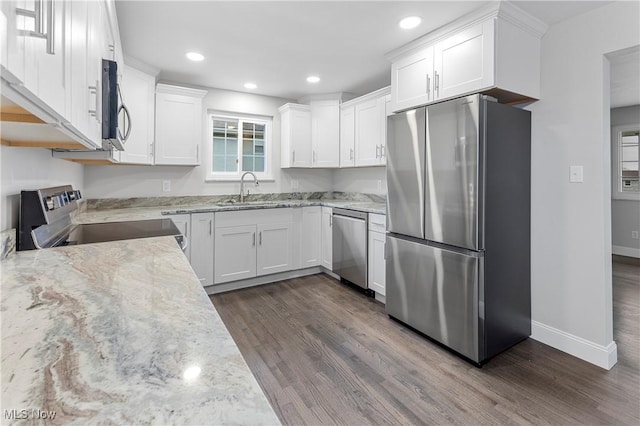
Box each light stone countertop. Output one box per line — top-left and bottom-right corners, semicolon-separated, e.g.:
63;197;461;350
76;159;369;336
75;199;386;224
1;236;280;425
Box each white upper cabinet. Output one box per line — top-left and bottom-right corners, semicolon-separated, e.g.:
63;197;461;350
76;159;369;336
310;99;339;167
390;45;434;113
433;20;494;101
279;103;312;168
0;0;26;84
154;84;207;166
388;2;545;112
339;104;355;167
118;65;155;164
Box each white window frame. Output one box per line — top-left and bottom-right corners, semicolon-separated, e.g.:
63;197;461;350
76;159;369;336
612;124;640;201
206;111;274;181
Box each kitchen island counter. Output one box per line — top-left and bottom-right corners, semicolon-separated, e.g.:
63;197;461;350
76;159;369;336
1;236;279;425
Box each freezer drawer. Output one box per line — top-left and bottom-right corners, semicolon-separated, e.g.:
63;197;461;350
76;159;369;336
386;235;482;362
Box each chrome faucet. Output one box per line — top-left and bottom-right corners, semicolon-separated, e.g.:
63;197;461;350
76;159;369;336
240;171;259;203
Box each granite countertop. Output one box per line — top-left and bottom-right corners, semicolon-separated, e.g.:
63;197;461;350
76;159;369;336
75;199;386;224
1;236;279;424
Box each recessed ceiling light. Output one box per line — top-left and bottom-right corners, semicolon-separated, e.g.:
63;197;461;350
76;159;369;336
244;82;257;90
186;52;204;62
399;16;422;29
306;75;320;83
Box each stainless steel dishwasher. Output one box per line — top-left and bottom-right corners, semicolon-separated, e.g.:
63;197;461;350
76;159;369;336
332;208;370;293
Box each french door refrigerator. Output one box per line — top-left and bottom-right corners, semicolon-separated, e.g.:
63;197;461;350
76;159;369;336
385;94;531;365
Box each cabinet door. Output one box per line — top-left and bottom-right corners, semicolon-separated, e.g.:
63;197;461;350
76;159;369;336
368;231;386;296
21;0;67;117
290;107;312;167
355;96;385;167
339;105;355;167
300;207;321;267
214;225;257;284
155;91;202;165
311;99;339;167
257;222;293;276
67;0;91;139
321;206;333;270
119;65;154;164
0;0;26;83
434;20;494;101
169;214;191;261
189;213;214;287
390;46;434;112
84;0;103;144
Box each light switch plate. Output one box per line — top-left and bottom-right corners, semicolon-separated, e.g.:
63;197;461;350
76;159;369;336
570;165;583;183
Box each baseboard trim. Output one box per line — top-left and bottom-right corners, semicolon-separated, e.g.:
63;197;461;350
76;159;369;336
205;267;323;294
531;321;618;370
612;245;640;258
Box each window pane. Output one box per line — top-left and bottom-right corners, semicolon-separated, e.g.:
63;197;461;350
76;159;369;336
227;138;237;153
255;145;264;155
226;156;238;172
254;155;265;172
622;146;638;163
212;156;225;172
622;161;639;172
243;140;253;155
213;138;226;156
242;155;253;171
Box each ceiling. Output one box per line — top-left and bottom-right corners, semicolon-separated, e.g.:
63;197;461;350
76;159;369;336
116;1;614;101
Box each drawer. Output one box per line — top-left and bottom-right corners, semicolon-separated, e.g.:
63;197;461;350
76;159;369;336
368;213;386;232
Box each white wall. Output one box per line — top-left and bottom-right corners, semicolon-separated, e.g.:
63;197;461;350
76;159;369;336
83;86;333;198
611;105;640;257
0;145;84;231
332;166;386;195
527;1;639;369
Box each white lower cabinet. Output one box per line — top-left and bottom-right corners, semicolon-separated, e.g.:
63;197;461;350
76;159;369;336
189;212;214;287
214;225;257;284
257;222;294;275
214;208;295;285
368;213;386;296
321;206;333;270
299;206;322;268
169;214;191;261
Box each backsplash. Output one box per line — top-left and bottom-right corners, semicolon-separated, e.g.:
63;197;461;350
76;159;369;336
86;192;386;210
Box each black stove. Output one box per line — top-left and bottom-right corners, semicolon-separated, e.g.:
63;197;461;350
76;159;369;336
18;186;185;251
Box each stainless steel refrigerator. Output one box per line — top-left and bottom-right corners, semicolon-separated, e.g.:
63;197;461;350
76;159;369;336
385;94;531;365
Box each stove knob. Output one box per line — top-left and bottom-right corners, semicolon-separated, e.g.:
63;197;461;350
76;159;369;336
67;191;76;201
75;190;82;200
44;196;55;210
52;196;61;209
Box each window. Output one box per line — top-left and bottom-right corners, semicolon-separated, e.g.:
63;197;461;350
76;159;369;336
207;112;272;180
612;125;640;200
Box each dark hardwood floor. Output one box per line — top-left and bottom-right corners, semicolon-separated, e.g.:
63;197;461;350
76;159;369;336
210;263;640;425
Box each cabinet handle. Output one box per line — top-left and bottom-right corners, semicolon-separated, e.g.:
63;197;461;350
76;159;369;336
259;231;262;245
350;148;353;160
292;150;296;163
196;145;199;162
426;73;430;97
434;71;440;98
253;232;256;246
381;145;385;158
329;215;332;227
88;83;98;118
375;145;380;159
16;0;54;54
209;220;212;235
313;150;316;164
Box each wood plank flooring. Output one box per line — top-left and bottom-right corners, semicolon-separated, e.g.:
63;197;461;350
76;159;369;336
210;262;640;425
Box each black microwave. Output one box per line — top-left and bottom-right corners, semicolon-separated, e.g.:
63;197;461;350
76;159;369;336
102;59;131;151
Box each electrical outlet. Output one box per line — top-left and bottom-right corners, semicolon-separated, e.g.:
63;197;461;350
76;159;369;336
632;231;639;239
290;179;299;189
569;165;583;183
162;180;171;193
